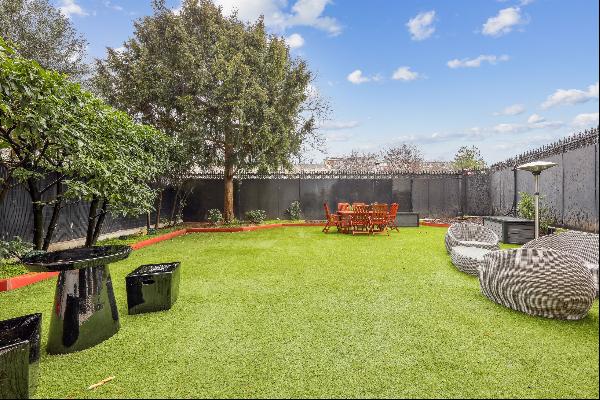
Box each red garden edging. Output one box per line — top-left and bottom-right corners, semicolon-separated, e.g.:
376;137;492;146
0;271;59;292
130;229;188;250
0;222;326;292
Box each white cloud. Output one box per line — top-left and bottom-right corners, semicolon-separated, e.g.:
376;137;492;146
492;120;563;134
103;1;123;11
210;0;341;35
320;121;360;130
391;66;420;81
58;0;88;18
527;113;545;123
541;82;599;109
347;70;373;84
572;112;599;127
482;7;525;37
285;33;305;49
447;54;509;68
406;10;436;41
494;104;525;116
326;132;354;142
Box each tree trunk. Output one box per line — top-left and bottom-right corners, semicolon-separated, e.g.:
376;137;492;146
146;212;151;232
154;190;163;229
91;199;109;246
27;178;44;250
169;183;182;225
224;165;235;222
85;197;100;247
42;182;63;251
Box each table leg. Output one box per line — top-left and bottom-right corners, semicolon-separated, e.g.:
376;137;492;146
47;265;119;354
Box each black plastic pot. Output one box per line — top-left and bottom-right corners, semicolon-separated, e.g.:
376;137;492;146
0;313;42;399
126;262;181;315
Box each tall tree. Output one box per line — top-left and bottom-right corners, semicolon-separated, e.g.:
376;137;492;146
381;144;423;172
94;0;327;221
452;145;487;171
1;38;169;249
0;37;91;249
0;0;89;79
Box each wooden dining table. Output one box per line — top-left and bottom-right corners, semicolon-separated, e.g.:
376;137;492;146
336;210;373;234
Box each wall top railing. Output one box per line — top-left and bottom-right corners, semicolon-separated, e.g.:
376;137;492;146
490;127;599;171
188;169;490;180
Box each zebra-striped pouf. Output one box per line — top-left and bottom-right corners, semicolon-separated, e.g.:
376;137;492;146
445;223;500;254
522;230;599;298
479;248;596;320
450;246;492;275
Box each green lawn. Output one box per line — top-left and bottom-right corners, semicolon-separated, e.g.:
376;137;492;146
0;226;597;398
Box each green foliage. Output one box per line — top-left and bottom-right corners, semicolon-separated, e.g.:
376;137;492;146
245;210;267;225
286;201;302;220
452;146;487;171
517;191;555;234
0;37;171;248
93;0;329;220
0;236;33;261
207;209;223;225
0;0;88;79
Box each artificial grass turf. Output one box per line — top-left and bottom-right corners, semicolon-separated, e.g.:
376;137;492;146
0;227;597;398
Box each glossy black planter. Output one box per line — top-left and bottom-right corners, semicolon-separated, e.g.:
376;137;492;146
22;246;131;354
0;313;42;399
126;262;181;315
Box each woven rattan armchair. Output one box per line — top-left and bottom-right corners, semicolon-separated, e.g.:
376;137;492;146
522;230;599;297
445;223;500;254
479;248;596;320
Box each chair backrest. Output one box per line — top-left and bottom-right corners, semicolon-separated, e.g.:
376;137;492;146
389;203;399;217
523;230;599;264
372;204;388;223
353;204;368;213
323;202;331;219
449;222;498;243
338;202;350;211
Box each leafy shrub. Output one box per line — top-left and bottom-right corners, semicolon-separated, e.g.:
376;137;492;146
245;210;266;225
207;209;223;225
286;201;302;220
0;236;34;261
517;192;555;234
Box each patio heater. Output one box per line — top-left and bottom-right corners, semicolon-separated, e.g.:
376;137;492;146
516;161;558;238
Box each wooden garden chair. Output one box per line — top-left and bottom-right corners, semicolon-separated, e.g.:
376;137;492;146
323;202;340;233
370;204;390;235
350;204;370;235
337;202;350;211
387;203;399;232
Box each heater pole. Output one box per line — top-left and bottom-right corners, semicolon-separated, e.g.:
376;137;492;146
534;172;540;239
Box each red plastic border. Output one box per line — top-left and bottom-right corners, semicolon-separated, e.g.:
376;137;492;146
1;224;328;292
0;271;59;292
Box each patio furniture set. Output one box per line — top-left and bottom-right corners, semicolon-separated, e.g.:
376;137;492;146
323;202;399;235
1;246;181;399
446;223;599;320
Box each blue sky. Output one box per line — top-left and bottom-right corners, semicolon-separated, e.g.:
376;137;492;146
56;0;599;163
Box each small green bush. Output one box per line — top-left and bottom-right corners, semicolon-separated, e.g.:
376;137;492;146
245;210;267;225
0;236;34;261
286;201;302;220
517;192;555;234
207;209;223;225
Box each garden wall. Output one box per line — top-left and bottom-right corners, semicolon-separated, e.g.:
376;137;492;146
179;173;491;221
489;129;599;233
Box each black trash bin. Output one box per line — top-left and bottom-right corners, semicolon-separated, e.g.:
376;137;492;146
0;313;42;399
126;262;181;315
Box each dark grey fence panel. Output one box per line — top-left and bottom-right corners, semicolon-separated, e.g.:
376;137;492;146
391;178;412;211
489;130;599;233
181;179;224;222
465;173;492;216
